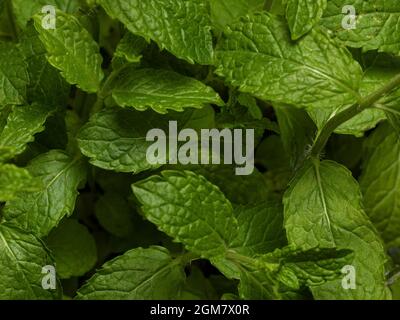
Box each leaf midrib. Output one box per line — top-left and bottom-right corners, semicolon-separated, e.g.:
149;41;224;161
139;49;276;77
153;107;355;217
312;162;336;246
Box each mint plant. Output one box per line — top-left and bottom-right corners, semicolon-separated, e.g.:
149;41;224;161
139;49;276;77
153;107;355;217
0;0;400;300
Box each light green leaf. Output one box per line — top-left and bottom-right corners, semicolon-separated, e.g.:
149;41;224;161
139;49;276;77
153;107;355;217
3;150;87;237
46;219;97;279
284;159;390;299
33;11;104;93
360;123;400;248
285;0;327;40
0;223;61;299
95;192;136;238
77;106;215;173
0;164;38;202
215;13;362;111
0;104;55;162
75;246;185;299
132;170;238;258
209;0;265;31
110;67;223;114
0;41;28;106
97;0;214;65
322;0;400;56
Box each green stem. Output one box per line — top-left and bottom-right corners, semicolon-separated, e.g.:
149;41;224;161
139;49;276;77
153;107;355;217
176;252;200;266
90;96;104;117
226;250;275;272
5;0;18;40
310;72;400;157
268;0;284;14
0;31;12;38
263;0;273;10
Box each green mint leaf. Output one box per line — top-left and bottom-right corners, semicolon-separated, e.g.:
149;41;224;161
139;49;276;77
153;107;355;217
110;67;223;114
285;0;327;40
98;0;214;65
75;246;185;299
215;13;362;111
1;0;400;300
322;0;400;56
284;159;390;299
0;104;55;162
0;164;38;202
0;41;28;106
77;107;214;173
33;11;104;93
360;123;400;248
132;170;285;285
3;150;87;237
133;170;238;258
0;223;61;299
46;219;97;279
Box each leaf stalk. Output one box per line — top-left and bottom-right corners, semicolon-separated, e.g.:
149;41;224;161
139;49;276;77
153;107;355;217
310;72;400;157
